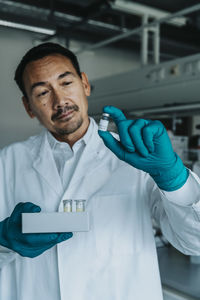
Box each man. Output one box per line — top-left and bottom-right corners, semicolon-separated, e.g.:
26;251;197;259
0;42;200;300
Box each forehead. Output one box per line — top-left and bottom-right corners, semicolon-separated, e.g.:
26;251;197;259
23;54;77;83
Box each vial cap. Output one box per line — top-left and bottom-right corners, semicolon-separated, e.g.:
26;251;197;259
102;113;110;117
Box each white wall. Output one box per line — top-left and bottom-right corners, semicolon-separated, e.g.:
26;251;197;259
0;27;140;148
73;41;140;80
0;27;42;148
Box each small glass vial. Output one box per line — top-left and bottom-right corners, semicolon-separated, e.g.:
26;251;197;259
75;200;86;212
98;113;110;131
63;199;72;212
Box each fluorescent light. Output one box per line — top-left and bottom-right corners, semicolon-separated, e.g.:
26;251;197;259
0;19;56;35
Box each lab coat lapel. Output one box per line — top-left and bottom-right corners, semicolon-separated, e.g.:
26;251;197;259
32;131;63;195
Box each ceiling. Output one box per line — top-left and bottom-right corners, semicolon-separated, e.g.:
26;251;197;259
1;0;200;60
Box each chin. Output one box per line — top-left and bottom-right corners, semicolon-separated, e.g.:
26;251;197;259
55;117;84;136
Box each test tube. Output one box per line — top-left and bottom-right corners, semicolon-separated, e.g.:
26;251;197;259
75;200;86;212
98;113;110;131
63;199;72;212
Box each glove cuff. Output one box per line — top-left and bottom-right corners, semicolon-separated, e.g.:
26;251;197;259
0;219;10;249
151;154;189;191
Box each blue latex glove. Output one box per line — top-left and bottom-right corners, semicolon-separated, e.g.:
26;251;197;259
98;106;189;191
0;202;73;258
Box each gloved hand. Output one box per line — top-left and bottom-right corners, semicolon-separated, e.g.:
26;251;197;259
0;202;73;258
98;106;189;191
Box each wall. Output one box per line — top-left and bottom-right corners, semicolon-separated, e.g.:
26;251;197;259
0;27;41;148
0;27;140;148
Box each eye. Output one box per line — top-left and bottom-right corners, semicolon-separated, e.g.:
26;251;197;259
62;81;72;86
37;90;49;97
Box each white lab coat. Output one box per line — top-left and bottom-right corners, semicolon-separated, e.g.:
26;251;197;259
193;161;200;178
1;118;200;300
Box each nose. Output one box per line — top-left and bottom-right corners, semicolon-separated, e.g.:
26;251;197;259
52;88;69;110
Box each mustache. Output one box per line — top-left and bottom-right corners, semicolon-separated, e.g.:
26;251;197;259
51;105;79;121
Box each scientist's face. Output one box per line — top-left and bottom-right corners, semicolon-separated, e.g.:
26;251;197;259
22;54;90;142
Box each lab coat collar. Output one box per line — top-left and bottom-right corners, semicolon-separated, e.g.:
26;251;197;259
31;118;104;196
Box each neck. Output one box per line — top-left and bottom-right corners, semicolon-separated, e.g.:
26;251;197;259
51;117;90;148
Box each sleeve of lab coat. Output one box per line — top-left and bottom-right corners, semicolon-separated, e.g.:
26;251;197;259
0;149;18;269
149;170;200;255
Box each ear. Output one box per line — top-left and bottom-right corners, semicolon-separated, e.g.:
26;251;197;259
22;96;35;119
81;72;91;97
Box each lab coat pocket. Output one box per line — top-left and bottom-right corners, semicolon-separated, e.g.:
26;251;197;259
93;194;142;256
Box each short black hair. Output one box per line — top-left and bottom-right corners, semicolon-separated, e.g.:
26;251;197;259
14;42;82;100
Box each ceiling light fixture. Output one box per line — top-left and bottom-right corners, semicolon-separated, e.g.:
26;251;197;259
0;19;56;35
